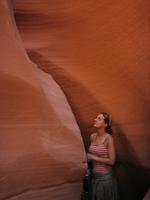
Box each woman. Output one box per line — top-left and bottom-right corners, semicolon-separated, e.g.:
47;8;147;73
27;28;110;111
87;112;119;200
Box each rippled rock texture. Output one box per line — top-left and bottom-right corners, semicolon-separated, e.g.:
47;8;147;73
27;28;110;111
0;0;150;199
0;1;86;200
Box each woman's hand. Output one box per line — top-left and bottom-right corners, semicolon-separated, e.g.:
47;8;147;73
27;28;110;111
87;153;104;163
87;153;96;161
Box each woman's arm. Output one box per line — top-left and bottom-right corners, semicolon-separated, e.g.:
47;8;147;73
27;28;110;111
90;132;97;142
87;135;116;166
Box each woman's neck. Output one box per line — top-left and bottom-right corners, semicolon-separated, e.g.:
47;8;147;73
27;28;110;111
97;129;106;136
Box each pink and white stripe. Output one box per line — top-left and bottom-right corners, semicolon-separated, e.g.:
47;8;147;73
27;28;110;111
89;143;112;174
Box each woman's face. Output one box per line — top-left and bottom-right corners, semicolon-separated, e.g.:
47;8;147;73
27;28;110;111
93;114;106;128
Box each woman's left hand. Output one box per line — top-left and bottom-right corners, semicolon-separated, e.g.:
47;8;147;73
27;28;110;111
87;153;97;161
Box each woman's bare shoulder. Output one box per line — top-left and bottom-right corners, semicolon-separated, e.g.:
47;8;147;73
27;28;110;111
90;132;97;142
106;134;114;145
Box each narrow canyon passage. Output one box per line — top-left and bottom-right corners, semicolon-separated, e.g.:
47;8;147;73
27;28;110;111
0;0;150;199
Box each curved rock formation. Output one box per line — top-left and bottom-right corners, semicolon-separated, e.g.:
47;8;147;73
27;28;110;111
0;1;86;200
1;0;150;199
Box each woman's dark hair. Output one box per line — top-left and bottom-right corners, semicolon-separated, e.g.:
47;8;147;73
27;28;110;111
101;112;112;134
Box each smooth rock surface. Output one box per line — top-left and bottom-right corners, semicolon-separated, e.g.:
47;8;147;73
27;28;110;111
1;0;149;199
12;0;150;199
0;1;86;200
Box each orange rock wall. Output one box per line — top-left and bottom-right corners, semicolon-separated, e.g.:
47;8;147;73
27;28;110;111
1;0;150;199
0;1;86;200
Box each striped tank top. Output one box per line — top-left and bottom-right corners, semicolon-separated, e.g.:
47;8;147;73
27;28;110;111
89;135;111;174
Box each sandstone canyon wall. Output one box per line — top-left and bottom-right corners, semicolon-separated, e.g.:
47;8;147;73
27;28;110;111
12;0;150;199
0;1;86;200
0;0;150;199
